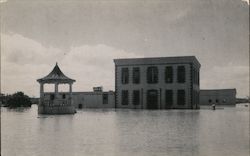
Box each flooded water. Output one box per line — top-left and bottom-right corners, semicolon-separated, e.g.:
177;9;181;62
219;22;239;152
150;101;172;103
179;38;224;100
1;104;249;156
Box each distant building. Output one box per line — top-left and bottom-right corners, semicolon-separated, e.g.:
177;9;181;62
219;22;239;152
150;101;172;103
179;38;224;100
236;98;250;104
199;89;236;105
114;56;201;109
72;90;114;109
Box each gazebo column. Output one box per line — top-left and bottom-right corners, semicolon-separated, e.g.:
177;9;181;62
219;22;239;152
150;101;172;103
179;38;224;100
69;83;72;105
40;83;44;105
55;83;59;99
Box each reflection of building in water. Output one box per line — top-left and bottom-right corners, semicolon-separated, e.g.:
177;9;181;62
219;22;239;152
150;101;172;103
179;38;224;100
37;63;76;114
114;56;201;109
199;89;236;105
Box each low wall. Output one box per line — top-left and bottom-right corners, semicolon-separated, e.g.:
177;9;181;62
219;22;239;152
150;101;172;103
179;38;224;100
38;105;76;114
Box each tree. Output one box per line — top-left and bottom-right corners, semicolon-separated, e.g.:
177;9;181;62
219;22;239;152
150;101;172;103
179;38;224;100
6;92;32;108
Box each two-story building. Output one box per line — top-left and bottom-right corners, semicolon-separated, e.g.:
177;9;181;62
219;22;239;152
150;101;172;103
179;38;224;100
114;56;201;109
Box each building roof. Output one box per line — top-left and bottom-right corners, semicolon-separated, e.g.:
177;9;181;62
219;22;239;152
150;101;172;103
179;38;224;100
37;63;75;84
200;88;236;92
43;91;114;95
200;89;237;95
114;56;201;68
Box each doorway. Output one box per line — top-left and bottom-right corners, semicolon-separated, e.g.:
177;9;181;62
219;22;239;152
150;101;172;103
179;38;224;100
78;104;83;109
165;90;173;109
147;90;158;109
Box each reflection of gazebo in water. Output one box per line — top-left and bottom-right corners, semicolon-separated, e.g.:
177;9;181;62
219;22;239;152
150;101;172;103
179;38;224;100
37;63;76;114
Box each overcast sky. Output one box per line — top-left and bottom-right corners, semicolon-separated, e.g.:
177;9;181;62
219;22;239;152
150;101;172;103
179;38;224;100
1;0;249;97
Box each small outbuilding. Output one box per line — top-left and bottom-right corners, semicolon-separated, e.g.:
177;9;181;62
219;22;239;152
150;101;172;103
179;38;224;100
199;89;236;105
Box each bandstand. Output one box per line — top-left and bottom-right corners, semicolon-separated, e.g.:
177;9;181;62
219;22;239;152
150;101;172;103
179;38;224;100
37;63;76;114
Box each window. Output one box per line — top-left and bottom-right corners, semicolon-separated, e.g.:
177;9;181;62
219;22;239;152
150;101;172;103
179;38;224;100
103;93;108;104
62;94;66;99
177;66;186;83
78;104;83;109
133;90;140;105
177;90;185;105
121;90;129;105
147;66;158;84
216;99;219;103
209;99;212;103
165;66;173;83
133;67;140;84
165;90;173;108
121;68;129;84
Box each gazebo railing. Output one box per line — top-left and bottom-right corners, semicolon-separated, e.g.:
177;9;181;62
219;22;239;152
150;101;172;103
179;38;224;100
42;99;72;107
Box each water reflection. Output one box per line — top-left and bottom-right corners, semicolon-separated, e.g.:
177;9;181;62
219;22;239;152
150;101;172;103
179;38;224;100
1;104;249;156
112;110;201;156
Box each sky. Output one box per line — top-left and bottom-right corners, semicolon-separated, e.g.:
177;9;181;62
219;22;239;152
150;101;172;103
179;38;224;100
0;0;249;97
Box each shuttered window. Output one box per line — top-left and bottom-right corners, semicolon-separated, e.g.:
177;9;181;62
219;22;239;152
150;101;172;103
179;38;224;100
165;90;173;107
121;68;129;84
133;67;140;84
165;66;173;83
147;66;158;84
133;90;140;105
121;90;129;105
177;90;185;105
177;66;186;83
103;93;108;104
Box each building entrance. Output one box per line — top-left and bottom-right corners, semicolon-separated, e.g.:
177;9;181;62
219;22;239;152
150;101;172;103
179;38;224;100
147;90;158;109
78;104;83;109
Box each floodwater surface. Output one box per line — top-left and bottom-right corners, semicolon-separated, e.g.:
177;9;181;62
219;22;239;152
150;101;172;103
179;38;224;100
1;104;249;156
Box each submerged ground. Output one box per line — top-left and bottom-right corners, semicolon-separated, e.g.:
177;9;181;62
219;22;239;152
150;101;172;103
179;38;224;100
1;104;249;156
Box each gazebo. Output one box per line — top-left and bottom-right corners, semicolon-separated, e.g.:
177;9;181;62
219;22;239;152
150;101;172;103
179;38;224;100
37;63;76;114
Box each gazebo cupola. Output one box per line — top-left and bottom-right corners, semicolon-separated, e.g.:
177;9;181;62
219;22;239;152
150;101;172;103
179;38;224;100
37;63;76;114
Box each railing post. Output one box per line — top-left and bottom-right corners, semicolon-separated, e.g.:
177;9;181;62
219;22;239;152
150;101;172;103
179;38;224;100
55;83;59;99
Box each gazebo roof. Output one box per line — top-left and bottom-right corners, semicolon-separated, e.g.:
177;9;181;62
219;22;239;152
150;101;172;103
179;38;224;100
37;63;75;84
